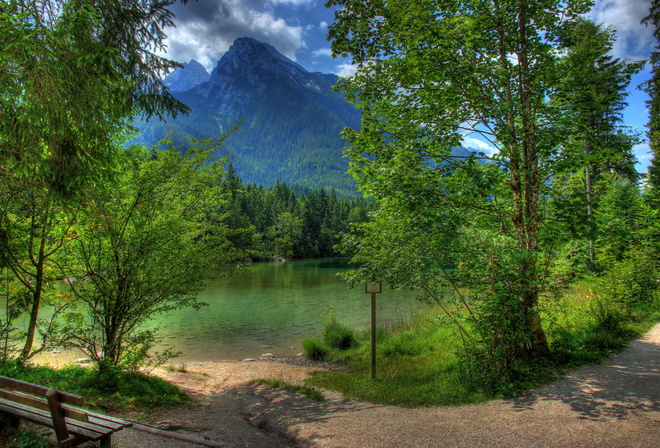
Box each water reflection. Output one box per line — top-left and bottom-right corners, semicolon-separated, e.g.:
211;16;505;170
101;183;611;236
39;259;429;364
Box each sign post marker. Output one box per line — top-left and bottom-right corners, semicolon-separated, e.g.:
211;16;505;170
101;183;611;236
365;274;382;379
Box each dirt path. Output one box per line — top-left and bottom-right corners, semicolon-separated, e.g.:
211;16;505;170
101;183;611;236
114;324;660;447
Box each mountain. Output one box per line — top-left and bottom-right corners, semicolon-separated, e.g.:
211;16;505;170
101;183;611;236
134;37;361;196
163;59;210;92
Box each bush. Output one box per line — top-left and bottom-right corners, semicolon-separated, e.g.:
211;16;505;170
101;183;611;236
599;245;659;310
322;309;356;350
302;336;328;361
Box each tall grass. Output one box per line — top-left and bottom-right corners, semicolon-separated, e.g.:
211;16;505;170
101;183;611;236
304;307;490;406
303;281;659;407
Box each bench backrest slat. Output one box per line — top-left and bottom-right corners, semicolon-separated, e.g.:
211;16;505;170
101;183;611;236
0;389;89;422
0;376;85;407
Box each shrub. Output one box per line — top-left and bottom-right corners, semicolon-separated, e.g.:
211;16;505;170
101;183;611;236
599;245;659;310
322;309;356;350
302;336;328;361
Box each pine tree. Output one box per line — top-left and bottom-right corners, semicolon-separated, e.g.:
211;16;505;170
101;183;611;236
643;0;660;205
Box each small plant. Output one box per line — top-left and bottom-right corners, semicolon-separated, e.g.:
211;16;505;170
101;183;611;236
322;308;356;350
302;336;328;361
165;363;188;373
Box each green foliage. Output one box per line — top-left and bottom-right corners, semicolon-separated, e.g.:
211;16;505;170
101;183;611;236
322;308;356;350
304;285;658;405
0;414;56;448
328;0;650;388
0;0;187;197
598;244;660;309
219;175;375;260
301;336;329;362
0;184;75;361
0;361;188;411
642;0;660;200
305;308;489;407
58;138;236;374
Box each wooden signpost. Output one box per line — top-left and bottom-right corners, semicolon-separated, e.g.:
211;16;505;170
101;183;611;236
365;274;382;379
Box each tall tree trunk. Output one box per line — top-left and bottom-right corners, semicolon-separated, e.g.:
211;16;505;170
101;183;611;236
19;234;46;362
516;0;550;358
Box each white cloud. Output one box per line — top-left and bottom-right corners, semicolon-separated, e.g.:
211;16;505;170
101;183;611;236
461;136;498;157
634;141;652;168
312;47;333;57
590;0;654;60
162;0;305;71
334;63;358;78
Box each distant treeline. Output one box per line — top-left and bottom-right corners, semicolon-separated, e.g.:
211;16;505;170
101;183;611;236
220;163;375;260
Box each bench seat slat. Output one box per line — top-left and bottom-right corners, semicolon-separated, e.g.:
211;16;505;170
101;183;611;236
0;398;111;441
0;401;102;441
87;415;127;431
86;411;133;429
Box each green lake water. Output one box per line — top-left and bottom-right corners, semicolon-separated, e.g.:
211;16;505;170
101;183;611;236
148;258;427;361
33;259;429;365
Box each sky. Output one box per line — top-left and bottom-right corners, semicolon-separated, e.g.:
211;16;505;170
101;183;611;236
160;0;656;173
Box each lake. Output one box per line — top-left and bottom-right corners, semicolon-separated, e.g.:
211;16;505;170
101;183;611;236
148;258;427;361
36;259;429;365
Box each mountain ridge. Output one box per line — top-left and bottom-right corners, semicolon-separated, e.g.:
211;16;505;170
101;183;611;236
135;37;361;196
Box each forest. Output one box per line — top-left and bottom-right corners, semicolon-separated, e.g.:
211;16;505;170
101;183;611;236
220;163;374;260
0;0;659;394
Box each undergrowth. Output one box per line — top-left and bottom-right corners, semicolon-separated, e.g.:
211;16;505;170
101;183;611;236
302;281;659;407
0;361;189;412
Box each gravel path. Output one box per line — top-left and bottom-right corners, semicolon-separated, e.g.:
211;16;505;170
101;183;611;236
113;324;660;448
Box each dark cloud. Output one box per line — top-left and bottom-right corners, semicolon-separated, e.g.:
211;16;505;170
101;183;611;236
161;0;313;70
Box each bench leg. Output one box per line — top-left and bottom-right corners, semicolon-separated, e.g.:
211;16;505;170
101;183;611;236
0;413;20;429
100;434;112;448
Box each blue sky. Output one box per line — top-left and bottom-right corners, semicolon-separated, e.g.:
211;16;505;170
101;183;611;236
161;0;656;173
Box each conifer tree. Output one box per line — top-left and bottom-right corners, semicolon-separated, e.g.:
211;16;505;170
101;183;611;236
643;0;660;204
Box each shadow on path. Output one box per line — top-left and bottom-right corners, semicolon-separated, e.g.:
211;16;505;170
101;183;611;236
511;328;660;422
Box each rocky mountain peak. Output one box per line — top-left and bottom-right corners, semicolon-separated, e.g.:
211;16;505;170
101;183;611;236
164;59;210;92
209;37;309;89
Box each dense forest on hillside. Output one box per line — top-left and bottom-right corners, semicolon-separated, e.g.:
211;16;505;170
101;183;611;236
135;107;360;196
219;163;375;260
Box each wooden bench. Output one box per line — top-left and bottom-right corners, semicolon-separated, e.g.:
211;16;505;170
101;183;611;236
0;375;132;447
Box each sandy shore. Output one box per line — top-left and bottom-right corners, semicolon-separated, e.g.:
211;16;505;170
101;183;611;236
109;324;660;447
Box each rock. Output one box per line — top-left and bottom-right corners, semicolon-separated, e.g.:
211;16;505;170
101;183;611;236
155;422;185;431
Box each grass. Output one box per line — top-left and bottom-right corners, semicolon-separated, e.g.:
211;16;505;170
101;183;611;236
542;279;659;366
304;308;490;407
0;413;58;448
301;283;659;408
249;379;326;402
0;361;189;412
